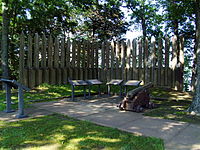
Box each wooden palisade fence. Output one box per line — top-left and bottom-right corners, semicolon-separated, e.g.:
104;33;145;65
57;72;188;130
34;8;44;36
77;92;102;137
19;33;184;90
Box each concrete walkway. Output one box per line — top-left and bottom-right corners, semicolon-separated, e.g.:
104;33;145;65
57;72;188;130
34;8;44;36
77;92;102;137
1;95;200;150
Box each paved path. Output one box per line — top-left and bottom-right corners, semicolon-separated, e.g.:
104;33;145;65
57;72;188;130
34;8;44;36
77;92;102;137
1;96;200;150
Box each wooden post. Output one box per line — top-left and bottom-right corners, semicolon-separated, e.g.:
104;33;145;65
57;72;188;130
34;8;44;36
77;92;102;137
116;41;120;79
132;39;137;80
27;34;33;68
41;34;47;68
158;38;163;86
151;37;156;85
179;35;184;90
121;41;126;81
95;42;99;79
111;41;115;79
127;40;131;80
48;35;53;68
106;41;111;81
34;33;39;68
101;42;106;82
60;37;65;68
19;32;25;85
144;37;149;83
165;36;170;86
138;38;143;82
172;35;178;89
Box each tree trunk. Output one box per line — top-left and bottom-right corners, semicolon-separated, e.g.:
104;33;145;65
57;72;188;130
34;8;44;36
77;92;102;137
191;2;199;92
1;1;9;79
188;0;200;114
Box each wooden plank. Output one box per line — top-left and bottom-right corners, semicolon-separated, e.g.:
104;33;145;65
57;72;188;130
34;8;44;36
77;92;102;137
63;68;68;83
171;35;178;89
57;68;62;84
71;40;76;68
132;39;137;79
48;35;53;68
60;37;65;68
101;42;106;81
36;69;43;86
41;34;47;68
19;32;25;84
77;40;81;68
66;38;71;67
121;41;126;80
34;33;39;68
91;42;95;69
144;37;149;83
54;36;60;68
116;41;120;71
151;37;156;85
28;69;36;88
106;41;110;81
27;34;33;68
138;38;143;81
165;36;170;86
43;68;50;84
50;68;56;84
127;40;131;80
158;38;163;86
23;69;29;87
111;41;115;79
179;36;184;90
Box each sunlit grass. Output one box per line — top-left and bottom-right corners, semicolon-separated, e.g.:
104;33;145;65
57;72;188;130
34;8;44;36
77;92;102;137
0;114;164;150
0;83;125;111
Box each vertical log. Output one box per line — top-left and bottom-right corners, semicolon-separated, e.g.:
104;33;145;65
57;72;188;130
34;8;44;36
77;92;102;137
165;36;170;86
41;34;47;68
82;41;86;80
54;36;59;68
132;39;137;79
121;41;126;80
27;34;33;68
19;32;25;84
172;35;178;89
127;40;131;80
60;37;65;68
151;37;156;85
72;40;76;68
111;41;115;79
158;38;163;86
138;38;143;82
144;37;149;83
34;33;39;68
66;38;71;68
48;35;53;68
116;41;120;79
101;42;106;81
106;41;111;81
179;35;184;90
95;42;99;79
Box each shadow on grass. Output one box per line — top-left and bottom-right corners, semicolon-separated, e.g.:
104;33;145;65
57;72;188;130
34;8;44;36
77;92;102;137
0;114;164;150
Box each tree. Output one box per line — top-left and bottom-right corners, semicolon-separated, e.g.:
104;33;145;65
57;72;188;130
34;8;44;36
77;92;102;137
188;0;200;114
125;0;163;38
1;0;9;79
73;0;129;41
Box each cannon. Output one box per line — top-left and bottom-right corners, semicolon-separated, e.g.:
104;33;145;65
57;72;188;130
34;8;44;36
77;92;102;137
118;82;155;112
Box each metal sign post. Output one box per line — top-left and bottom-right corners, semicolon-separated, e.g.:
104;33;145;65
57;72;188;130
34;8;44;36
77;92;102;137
0;78;30;118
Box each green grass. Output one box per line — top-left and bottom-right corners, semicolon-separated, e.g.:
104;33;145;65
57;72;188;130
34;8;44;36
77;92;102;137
144;88;200;125
0;83;125;111
0;114;164;150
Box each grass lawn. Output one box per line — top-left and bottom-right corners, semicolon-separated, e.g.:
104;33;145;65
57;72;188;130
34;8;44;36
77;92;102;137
0;83;125;111
144;88;200;125
1;83;200;124
0;114;164;150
